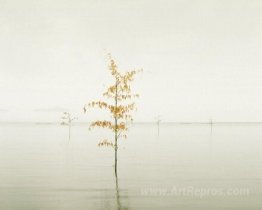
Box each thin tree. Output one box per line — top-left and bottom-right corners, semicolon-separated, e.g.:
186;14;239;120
61;112;76;141
84;54;142;176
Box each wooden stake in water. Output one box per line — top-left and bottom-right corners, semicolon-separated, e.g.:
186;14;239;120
155;115;161;136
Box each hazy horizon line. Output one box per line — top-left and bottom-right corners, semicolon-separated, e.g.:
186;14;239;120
2;121;262;125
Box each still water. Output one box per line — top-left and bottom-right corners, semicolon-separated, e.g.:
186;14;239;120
0;123;261;210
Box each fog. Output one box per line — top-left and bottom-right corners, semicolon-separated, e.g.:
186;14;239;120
1;0;262;122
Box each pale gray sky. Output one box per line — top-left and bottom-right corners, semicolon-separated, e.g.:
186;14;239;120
1;0;262;122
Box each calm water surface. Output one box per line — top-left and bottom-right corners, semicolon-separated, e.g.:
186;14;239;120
0;123;261;210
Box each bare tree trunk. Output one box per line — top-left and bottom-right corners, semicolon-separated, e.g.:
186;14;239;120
115;132;117;176
114;79;118;177
115;171;121;210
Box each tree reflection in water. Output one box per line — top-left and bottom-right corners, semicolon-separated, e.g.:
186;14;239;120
100;172;129;210
115;172;128;210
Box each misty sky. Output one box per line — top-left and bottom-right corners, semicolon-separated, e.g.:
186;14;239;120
1;0;262;122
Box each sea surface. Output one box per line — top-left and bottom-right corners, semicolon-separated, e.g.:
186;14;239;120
0;123;261;210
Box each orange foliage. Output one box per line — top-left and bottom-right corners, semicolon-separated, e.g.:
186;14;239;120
98;139;114;148
84;54;142;148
